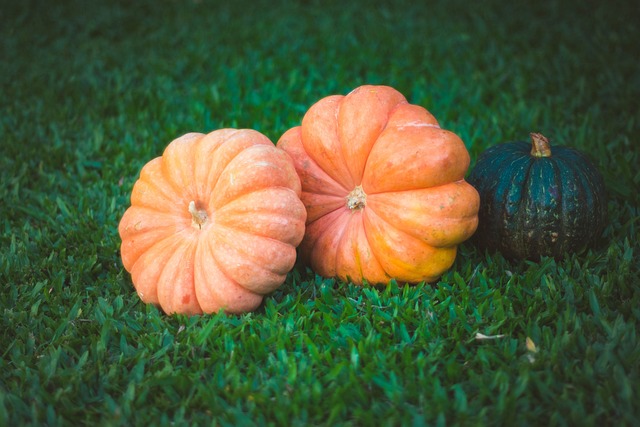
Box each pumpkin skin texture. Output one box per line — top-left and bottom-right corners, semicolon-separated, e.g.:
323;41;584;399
467;133;607;261
277;85;480;285
118;129;306;315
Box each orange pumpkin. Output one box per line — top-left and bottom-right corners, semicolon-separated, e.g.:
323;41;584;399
277;85;479;285
118;129;306;315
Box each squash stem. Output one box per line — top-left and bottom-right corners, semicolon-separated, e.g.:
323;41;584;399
530;133;552;157
346;185;367;210
189;201;208;229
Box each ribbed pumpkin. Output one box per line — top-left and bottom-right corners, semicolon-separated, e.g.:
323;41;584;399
118;129;306;315
467;133;607;260
277;85;480;285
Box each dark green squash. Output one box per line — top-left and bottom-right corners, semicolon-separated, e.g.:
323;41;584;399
467;133;607;260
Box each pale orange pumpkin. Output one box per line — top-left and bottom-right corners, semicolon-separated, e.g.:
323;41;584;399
277;85;479;285
118;129;306;315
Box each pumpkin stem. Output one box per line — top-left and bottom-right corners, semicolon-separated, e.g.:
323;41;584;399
346;185;367;210
530;133;552;157
189;201;209;229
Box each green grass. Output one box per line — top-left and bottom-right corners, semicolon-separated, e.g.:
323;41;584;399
1;0;639;425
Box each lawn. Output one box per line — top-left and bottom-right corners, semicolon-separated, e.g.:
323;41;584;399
1;0;639;425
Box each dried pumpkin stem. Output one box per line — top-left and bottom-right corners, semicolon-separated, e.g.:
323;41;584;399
346;185;367;210
189;201;208;229
530;133;552;157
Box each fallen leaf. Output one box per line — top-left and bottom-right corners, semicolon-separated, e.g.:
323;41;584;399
526;337;538;353
526;337;538;363
475;332;506;340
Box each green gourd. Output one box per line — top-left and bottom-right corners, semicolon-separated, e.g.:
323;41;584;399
467;133;607;260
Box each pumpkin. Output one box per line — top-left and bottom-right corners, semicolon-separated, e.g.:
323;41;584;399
467;132;607;260
118;129;307;315
276;85;480;285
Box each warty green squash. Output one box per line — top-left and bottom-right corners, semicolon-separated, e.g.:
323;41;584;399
467;133;607;260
